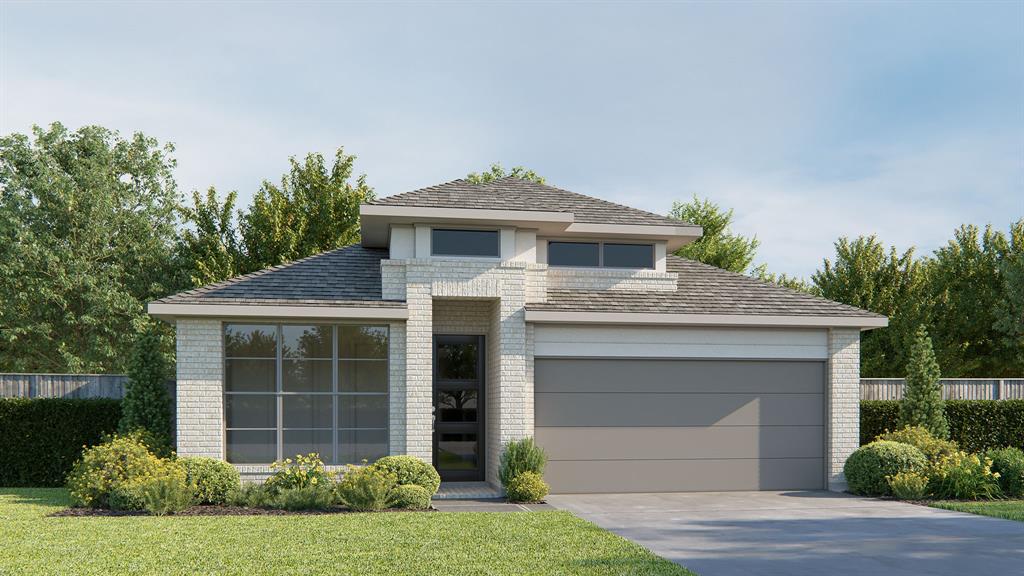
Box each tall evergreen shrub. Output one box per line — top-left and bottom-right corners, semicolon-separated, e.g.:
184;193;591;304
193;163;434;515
899;326;949;439
119;326;173;453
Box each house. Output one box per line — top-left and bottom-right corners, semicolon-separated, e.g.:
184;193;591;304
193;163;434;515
149;177;886;493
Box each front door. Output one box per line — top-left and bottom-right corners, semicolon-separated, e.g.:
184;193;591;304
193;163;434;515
433;335;485;481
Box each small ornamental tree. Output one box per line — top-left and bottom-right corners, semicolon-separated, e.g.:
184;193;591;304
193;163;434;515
899;326;949;439
119;326;173;453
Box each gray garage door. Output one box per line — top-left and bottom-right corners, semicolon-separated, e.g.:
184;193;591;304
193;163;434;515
535;358;825;493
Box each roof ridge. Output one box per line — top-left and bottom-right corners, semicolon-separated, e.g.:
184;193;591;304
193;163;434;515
666;254;883;317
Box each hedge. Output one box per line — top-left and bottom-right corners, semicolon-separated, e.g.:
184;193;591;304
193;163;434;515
862;400;1024;453
0;398;122;487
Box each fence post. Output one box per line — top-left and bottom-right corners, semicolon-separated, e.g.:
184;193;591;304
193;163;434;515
999;379;1005;401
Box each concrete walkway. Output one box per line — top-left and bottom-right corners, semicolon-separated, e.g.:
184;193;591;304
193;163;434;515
548;490;1024;576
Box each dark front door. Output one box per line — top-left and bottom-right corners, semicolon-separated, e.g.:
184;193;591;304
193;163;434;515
433;335;485;481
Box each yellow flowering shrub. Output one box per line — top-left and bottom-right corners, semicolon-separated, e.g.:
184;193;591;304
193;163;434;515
66;432;172;508
886;471;930;500
927;451;1002;500
265;453;331;492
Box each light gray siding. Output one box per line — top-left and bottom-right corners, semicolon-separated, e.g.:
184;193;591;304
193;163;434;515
535;358;826;493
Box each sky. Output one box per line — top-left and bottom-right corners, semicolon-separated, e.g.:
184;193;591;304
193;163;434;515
1;1;1021;278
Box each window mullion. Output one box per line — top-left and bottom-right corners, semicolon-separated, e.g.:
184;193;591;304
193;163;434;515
276;324;283;463
332;325;339;465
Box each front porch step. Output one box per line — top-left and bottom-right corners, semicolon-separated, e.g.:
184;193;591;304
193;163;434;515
434;482;503;500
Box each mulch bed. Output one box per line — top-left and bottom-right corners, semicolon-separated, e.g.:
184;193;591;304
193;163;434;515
50;505;436;517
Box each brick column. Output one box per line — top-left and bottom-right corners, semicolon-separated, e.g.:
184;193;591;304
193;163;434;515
404;263;434;462
175;319;223;458
827;328;861;491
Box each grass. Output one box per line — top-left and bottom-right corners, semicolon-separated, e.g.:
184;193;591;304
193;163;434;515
0;488;695;576
929;500;1024;522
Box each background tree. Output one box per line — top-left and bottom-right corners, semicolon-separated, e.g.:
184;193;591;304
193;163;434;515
812;236;930;377
176;187;241;286
994;221;1024;369
119;324;174;453
239;148;373;271
0;123;181;373
928;222;1023;377
899;326;948;439
466;162;545;184
669;196;760;274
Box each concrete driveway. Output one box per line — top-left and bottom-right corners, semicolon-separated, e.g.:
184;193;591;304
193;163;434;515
548;491;1024;576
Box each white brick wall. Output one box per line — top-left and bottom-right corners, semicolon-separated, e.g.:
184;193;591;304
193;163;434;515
827;328;861;491
545;267;678;291
175;319;223;458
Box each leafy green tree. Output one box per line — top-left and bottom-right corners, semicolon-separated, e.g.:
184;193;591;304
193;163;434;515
239;148;373;271
0;123;180;373
899;326;948;439
176;187;242;286
812;236;930;377
669;196;760;274
119;325;174;453
994;220;1024;368
929;222;1023;377
466;163;545;184
753;266;813;293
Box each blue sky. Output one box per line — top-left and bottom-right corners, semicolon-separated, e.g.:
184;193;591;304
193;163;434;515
2;1;1021;278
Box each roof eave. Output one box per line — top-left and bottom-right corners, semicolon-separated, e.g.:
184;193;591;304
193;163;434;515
147;302;409;323
524;310;888;330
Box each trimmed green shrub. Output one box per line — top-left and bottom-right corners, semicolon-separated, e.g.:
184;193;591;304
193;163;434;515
335;464;397;512
372;456;441;495
265;453;331;493
119;326;174;455
862;400;1024;453
66;432;169;508
844;440;927;496
0;398;121;487
926;451;1001;500
181;457;240;505
876;426;958;462
899;327;948;438
392;484;432;510
232;483;275;508
272;485;335;511
986;447;1024;497
140;474;193;515
499;437;548;488
887;471;929;500
505;471;549;503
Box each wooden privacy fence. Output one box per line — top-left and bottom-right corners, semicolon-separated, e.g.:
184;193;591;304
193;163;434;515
861;378;1024;401
0;374;175;400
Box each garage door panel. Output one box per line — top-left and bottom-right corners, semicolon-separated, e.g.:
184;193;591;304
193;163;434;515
536;426;824;461
535;392;824;428
536;359;825;394
544;458;825;493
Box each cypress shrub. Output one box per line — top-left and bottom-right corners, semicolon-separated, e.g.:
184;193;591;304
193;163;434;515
899;327;948;439
119;326;173;455
0;398;121;486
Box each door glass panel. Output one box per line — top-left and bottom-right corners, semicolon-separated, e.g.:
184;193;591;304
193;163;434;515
438;433;478;470
438;390;477;423
437;342;479;380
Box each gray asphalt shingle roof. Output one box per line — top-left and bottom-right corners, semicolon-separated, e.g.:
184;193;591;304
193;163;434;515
154;245;400;307
527;255;884;318
371;177;687;227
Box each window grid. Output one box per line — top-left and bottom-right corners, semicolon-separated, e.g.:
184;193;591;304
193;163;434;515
224;323;389;465
547;240;654;269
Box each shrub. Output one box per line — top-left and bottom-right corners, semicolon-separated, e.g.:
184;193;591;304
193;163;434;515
862;400;1024;453
927;451;1002;500
876;426;958;462
335;464;397;512
499;437;548;488
66;432;168;508
372;456;441;495
140;474;193;516
0;398;121;487
887;471;930;500
181;457;240;505
119;326;174;455
232;483;275;508
986;447;1024;498
391;484;432;510
265;453;331;493
505;471;549;503
272;485;335;511
898;326;948;439
844;440;927;496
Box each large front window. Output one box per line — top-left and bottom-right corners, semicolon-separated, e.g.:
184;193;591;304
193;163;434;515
224;323;388;464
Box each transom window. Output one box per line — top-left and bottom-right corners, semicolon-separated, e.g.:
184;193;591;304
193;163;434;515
224;324;388;464
431;228;500;257
548;241;654;269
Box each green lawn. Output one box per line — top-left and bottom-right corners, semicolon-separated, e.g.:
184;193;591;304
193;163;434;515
929;500;1024;522
0;488;694;576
